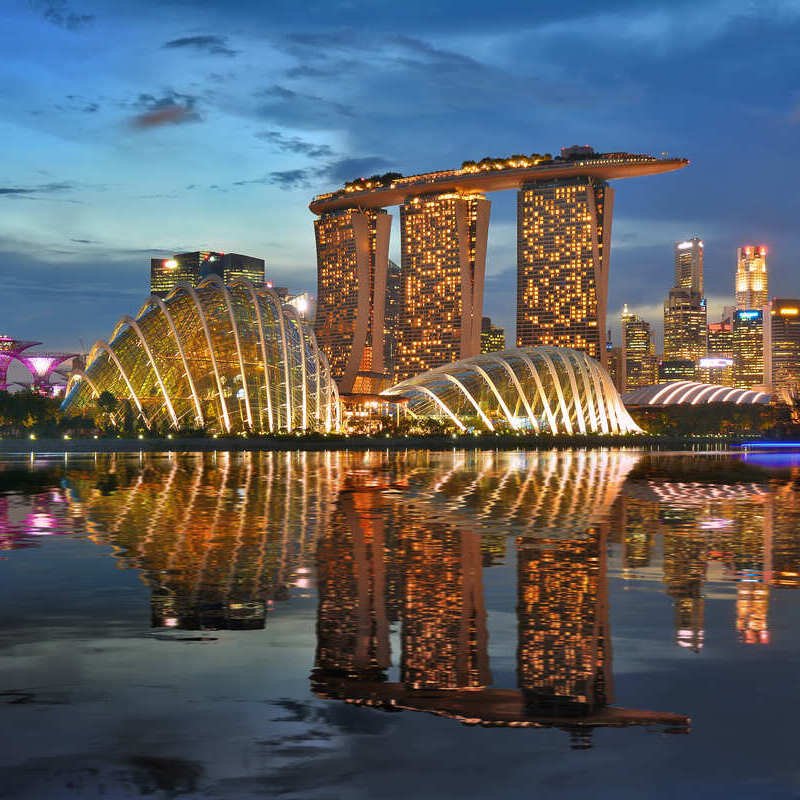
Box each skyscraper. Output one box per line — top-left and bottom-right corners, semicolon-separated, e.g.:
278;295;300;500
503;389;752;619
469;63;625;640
150;251;265;297
663;238;706;370
770;299;800;394
397;192;489;381
663;289;707;363
735;246;768;310
314;208;391;394
621;305;657;390
732;309;766;388
674;237;704;295
480;317;506;353
517;177;613;364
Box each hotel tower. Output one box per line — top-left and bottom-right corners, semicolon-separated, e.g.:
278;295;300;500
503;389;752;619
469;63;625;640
314;208;391;394
396;192;490;382
516;177;613;364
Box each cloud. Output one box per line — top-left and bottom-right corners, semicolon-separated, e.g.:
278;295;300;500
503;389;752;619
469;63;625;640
231;156;394;192
255;84;354;127
255;131;333;159
129;92;201;130
162;35;237;57
0;181;75;198
32;0;93;30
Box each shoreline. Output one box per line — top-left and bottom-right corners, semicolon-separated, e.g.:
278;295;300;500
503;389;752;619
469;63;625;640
0;433;765;455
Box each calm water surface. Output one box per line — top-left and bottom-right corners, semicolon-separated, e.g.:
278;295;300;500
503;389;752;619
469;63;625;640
1;448;800;799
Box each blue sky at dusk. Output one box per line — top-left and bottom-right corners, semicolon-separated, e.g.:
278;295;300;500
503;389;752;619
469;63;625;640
2;0;800;354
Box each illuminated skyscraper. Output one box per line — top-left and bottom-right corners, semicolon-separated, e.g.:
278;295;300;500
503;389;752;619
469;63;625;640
397;192;490;381
735;246;768;310
770;299;800;394
150;251;265;297
314;208;391;393
663;289;707;364
621;305;657;390
517;177;613;364
732;309;766;389
674;237;704;295
480;317;506;353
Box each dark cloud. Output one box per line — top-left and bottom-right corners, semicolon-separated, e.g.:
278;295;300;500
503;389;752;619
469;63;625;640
32;0;93;30
234;170;313;190
0;181;75;198
255;131;333;159
323;156;393;183
162;35;237;57
256;84;354;127
130;92;201;130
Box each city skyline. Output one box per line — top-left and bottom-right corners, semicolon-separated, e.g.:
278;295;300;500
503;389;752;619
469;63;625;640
4;1;800;357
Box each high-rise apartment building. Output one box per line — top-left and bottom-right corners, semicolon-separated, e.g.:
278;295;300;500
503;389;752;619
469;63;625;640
621;305;657;391
674;238;704;295
732;309;766;389
516;177;613;364
735;246;768;310
396;192;490;381
150;251;265;297
770;299;800;394
480;317;506;353
663;288;707;363
314;208;391;394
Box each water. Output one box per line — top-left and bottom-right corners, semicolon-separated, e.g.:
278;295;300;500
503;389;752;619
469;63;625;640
1;448;799;799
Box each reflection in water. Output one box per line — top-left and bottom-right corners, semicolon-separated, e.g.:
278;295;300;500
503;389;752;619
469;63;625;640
5;450;800;742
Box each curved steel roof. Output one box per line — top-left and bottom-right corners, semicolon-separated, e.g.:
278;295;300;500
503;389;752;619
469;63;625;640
622;381;771;406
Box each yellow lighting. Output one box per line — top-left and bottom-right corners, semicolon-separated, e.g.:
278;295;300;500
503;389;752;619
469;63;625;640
780;307;799;315
164;258;178;269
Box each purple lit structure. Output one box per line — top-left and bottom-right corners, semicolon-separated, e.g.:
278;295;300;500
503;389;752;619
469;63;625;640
0;336;40;391
16;352;77;394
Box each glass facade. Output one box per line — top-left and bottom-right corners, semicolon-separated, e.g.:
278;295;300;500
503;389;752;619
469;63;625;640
383;346;640;435
735;246;768;310
62;276;340;434
732;309;765;389
770;299;800;395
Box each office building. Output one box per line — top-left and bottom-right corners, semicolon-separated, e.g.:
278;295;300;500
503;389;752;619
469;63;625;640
480;317;506;353
735;246;768;310
659;360;696;382
770;299;800;394
621;305;658;390
674;237;704;295
314;208;391;394
663;288;707;363
517;177;613;364
606;332;623;393
397;192;489;381
150;251;265;297
732;309;766;389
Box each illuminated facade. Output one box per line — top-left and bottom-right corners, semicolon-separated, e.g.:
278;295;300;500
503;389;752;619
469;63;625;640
150;251;265;297
397;192;489;381
0;336;40;390
732;309;766;389
480;317;505;353
383;259;401;381
621;306;658;391
62;275;340;434
663;289;707;364
383;346;641;435
314;208;391;393
770;299;800;394
735;246;768;310
622;381;770;406
702;319;734;384
516;178;612;363
674;238;704;295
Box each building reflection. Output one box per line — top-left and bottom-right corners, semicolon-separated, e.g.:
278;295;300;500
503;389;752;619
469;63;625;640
312;463;686;742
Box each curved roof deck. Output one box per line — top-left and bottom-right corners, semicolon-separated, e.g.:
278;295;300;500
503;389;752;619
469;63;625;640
309;154;689;214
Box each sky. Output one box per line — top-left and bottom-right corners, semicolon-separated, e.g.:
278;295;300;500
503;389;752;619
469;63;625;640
2;0;800;357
